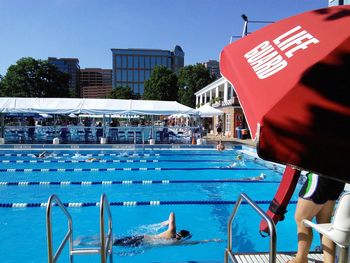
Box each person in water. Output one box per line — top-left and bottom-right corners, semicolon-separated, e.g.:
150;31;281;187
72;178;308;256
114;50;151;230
75;211;222;249
113;212;191;247
216;141;225;151
242;173;265;181
34;151;50;158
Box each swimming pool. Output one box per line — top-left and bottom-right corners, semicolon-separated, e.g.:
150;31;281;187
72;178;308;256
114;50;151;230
0;146;320;263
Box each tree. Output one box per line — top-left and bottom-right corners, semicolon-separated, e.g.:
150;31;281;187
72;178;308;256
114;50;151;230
177;64;214;108
0;57;70;97
108;86;135;99
143;66;178;101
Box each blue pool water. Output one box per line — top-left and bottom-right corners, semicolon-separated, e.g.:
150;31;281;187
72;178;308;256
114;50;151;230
0;146;320;263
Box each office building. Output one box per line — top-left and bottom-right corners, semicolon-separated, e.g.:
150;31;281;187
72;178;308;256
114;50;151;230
80;68;112;98
48;57;80;97
203;60;221;79
111;45;184;95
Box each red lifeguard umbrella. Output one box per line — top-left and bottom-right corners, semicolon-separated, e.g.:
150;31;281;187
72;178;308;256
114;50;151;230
220;5;350;183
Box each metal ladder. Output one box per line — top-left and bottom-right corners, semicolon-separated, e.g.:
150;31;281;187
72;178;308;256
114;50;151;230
224;193;277;263
46;193;113;263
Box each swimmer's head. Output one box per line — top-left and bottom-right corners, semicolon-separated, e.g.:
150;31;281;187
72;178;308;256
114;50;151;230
237;155;242;160
176;230;192;240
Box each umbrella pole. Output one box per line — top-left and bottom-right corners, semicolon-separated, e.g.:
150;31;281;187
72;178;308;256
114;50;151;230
338;247;349;263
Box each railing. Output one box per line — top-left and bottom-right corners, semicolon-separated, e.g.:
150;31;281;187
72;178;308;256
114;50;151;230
224;193;276;263
46;194;113;263
100;194;113;262
2;125;198;144
46;194;74;263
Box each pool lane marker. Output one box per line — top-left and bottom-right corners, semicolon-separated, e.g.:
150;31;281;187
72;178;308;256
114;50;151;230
0;159;230;163
0;179;280;186
0;200;298;209
0;152;234;157
0;167;268;173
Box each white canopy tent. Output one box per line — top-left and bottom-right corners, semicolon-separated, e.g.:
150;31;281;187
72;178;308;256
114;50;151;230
0;97;196;116
195;104;223;117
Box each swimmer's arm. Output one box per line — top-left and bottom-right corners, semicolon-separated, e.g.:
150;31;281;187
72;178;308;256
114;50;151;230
160;219;169;227
167;212;176;233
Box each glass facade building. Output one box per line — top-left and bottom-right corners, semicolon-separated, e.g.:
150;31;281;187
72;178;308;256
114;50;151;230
111;45;184;95
48;57;80;97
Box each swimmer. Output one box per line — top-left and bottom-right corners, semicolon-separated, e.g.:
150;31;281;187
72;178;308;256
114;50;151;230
75;212;222;248
114;212;191;246
216;141;225;151
86;157;100;162
242;173;266;181
34;151;49;158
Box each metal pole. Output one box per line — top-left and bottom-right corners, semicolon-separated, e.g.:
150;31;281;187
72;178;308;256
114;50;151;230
338;247;349;263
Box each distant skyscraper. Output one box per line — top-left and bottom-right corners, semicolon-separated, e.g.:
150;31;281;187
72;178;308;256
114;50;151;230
111;45;184;95
48;57;80;97
80;68;112;98
203;60;221;79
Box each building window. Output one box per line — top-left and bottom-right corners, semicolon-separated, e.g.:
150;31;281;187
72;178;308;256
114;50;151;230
116;70;121;81
167;58;171;68
145;70;150;80
116;56;121;67
139;84;144;94
161;57;167;66
140;70;145;81
134;56;139;68
122;70;127;81
145;57;150;69
128;70;133;81
134;83;139;94
151;57;156;68
128;56;133;68
122;56;127;68
139;56;145;68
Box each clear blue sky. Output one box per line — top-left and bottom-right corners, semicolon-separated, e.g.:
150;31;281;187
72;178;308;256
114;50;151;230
0;0;328;76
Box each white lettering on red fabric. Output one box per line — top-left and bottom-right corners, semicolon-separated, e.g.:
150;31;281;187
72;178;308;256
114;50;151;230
244;26;319;79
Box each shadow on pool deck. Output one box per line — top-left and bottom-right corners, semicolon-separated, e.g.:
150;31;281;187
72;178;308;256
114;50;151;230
203;134;256;147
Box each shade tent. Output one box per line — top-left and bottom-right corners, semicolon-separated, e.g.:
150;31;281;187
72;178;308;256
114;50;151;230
0;97;196;116
195;104;224;117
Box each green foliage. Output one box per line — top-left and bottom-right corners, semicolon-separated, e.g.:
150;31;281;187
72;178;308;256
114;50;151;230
109;86;134;99
0;57;70;97
177;64;214;108
143;66;178;101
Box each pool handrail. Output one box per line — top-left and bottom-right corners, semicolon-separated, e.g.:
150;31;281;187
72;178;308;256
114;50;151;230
99;193;113;262
224;192;277;263
46;194;74;263
46;193;113;263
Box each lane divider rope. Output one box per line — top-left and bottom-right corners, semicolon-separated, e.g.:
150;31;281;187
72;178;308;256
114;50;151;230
0;159;230;163
0;152;233;157
0;179;281;186
0;167;269;173
0;200;298;209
